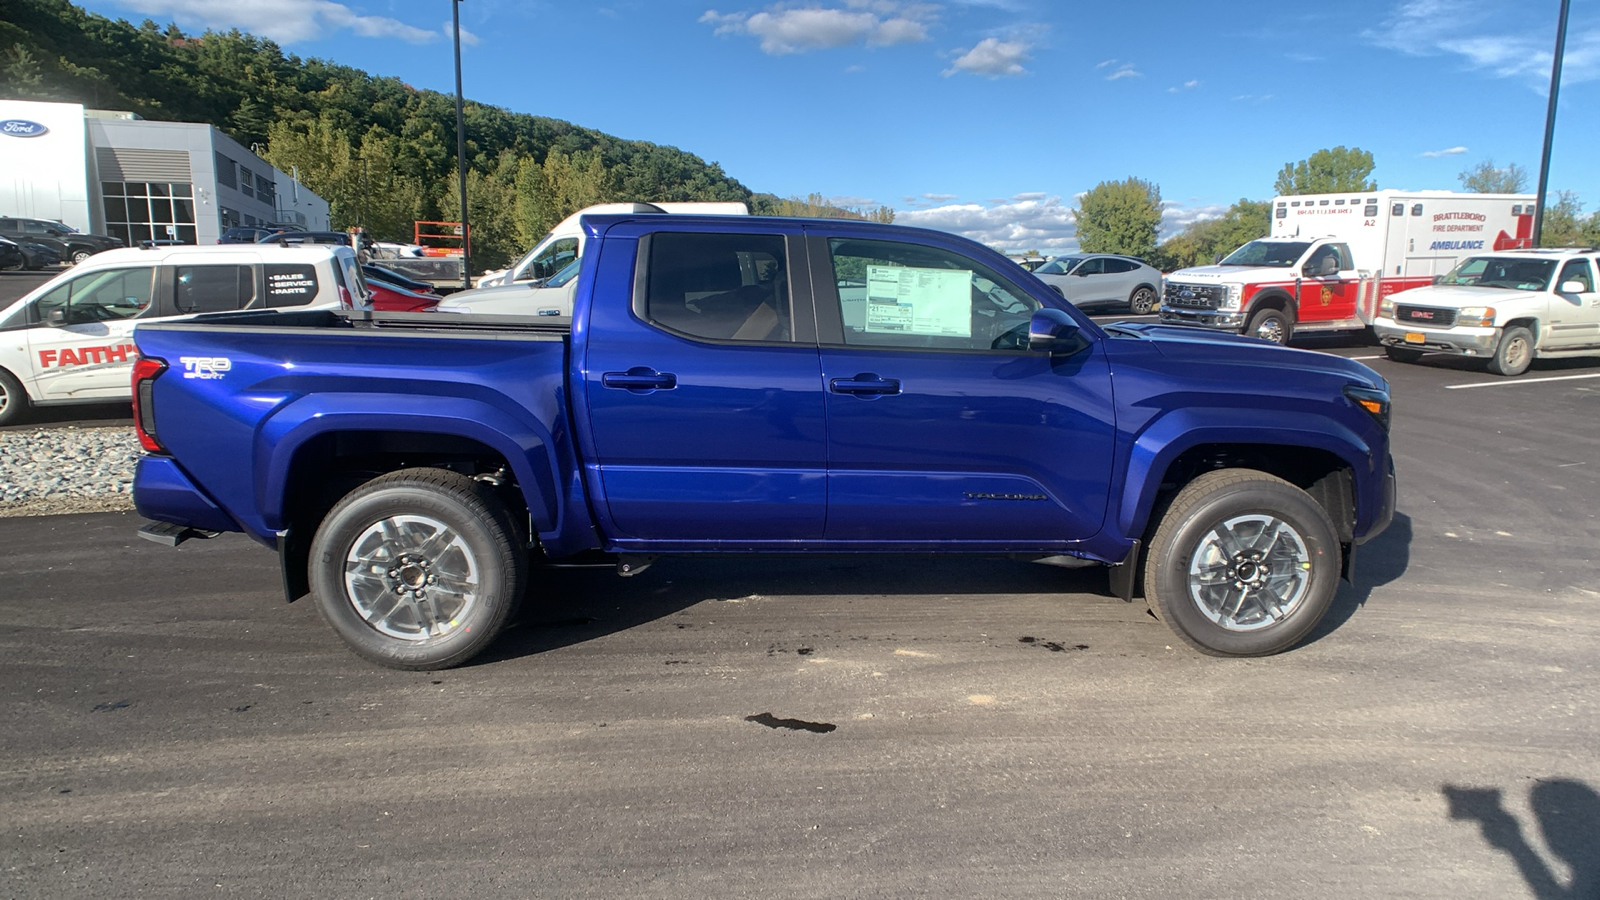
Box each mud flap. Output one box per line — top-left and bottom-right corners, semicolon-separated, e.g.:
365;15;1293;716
1340;540;1356;584
1107;539;1140;602
277;528;311;603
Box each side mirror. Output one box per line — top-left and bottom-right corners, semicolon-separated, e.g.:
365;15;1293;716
1028;308;1085;354
46;307;66;326
1073;268;1089;277
1213;253;1225;265
1560;280;1587;294
1432;275;1444;285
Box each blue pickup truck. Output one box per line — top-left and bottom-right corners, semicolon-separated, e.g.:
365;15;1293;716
130;214;1396;669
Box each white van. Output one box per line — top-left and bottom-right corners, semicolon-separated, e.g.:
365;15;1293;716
437;258;581;317
474;201;749;288
0;243;363;425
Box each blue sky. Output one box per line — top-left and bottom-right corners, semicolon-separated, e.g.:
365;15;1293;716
75;0;1600;253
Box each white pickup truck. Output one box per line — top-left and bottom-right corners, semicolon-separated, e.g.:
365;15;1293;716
1372;248;1600;376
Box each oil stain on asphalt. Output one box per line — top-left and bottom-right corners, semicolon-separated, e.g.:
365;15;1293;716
745;712;837;733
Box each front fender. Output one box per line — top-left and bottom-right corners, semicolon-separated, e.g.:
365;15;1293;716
252;393;563;536
1115;406;1376;541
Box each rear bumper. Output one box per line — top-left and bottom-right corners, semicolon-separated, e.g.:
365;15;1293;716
132;455;239;534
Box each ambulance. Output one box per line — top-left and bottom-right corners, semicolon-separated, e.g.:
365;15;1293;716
1157;190;1537;343
0;243;360;425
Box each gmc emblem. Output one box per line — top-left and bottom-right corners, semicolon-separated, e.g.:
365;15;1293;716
1413;310;1435;320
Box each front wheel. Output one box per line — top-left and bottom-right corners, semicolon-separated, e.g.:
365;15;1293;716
0;368;30;427
1245;307;1293;344
1486;325;1533;377
1128;286;1157;315
308;468;526;670
1143;469;1340;657
70;249;93;265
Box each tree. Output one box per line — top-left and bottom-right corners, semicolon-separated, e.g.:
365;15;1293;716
1459;159;1528;194
1074;177;1163;257
1273;146;1377;195
1150;198;1270;271
1538;190;1590;248
0;43;47;94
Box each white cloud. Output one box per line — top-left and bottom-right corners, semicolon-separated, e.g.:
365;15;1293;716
1420;146;1469;158
1095;59;1117;69
442;22;481;46
1368;0;1600;85
829;195;879;207
895;193;1079;254
944;37;1031;77
1167;79;1199;93
105;0;439;44
1105;64;1140;81
701;3;935;55
1160;201;1228;235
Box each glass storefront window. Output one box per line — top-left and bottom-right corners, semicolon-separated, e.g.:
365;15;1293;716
102;181;198;246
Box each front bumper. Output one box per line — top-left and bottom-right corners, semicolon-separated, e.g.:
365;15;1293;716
1357;456;1397;544
1157;306;1244;331
1373;319;1499;356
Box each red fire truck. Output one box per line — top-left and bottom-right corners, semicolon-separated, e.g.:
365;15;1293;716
1158;190;1536;343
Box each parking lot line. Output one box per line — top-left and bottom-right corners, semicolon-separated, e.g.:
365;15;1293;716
1444;373;1600;390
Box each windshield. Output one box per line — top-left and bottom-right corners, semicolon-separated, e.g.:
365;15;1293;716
1036;256;1083;276
1220;241;1312;268
546;258;581;287
1437;256;1558;291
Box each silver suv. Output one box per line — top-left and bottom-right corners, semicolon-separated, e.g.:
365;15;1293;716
1032;254;1163;315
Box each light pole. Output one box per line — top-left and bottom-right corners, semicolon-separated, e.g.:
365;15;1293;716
452;0;470;288
1532;0;1571;247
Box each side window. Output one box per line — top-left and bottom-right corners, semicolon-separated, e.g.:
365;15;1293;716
643;232;790;343
264;263;322;308
35;268;155;326
828;237;1038;352
1558;259;1595;292
1103;258;1136;274
1333;244;1354;270
174;265;254;313
1076;258;1106;276
527;237;579;281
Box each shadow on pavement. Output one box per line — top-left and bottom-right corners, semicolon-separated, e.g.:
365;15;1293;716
1443;778;1600;899
1304;511;1413;647
478;554;1108;666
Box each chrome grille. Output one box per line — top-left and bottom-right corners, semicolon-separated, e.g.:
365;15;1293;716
1164;283;1223;309
1396;305;1457;327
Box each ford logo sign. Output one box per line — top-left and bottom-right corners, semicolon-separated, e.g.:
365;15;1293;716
1179;290;1195;299
1;119;49;138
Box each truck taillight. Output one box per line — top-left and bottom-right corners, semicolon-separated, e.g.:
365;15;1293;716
337;285;353;309
131;357;167;452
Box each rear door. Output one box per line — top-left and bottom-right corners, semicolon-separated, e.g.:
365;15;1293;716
580;223;827;545
810;230;1116;545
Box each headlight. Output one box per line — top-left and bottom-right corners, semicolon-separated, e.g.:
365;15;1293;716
1379;298;1394;318
1344;385;1391;431
1219;284;1242;310
1457;306;1495;327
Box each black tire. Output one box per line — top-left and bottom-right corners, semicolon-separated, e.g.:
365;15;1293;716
1486;325;1534;377
70;248;93;265
1245;307;1293;344
0;368;30;427
1384;346;1424;363
308;467;526;670
1143;469;1340;657
1128;285;1157;315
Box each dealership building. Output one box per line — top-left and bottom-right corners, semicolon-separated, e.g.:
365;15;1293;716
0;99;329;247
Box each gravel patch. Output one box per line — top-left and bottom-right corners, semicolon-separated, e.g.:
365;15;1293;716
0;426;141;517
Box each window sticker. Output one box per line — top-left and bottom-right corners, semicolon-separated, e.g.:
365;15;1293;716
265;264;318;301
864;265;971;337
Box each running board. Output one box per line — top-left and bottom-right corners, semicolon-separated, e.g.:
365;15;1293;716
137;521;220;547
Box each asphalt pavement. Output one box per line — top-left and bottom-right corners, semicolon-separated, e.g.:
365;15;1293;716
2;329;1597;898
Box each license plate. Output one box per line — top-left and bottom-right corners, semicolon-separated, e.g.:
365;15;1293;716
1404;332;1425;344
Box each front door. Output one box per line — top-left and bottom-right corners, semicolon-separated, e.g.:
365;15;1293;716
1547;258;1600;350
24;266;156;401
581;226;827;545
811;231;1116;546
1296;242;1360;325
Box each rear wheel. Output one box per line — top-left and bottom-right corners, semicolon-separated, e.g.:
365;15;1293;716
0;369;29;427
308;468;526;670
1486;325;1533;377
1143;469;1340;657
1246;307;1293;344
1128;286;1157;315
1384;346;1424;363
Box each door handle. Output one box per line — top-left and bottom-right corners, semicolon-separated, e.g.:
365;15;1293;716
829;373;901;396
602;367;677;392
